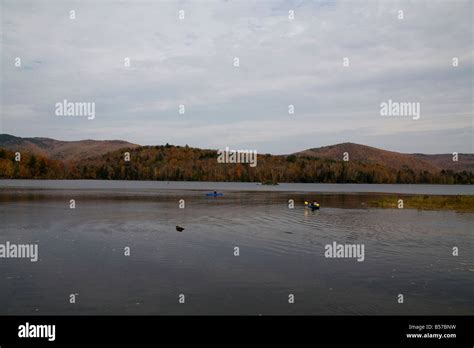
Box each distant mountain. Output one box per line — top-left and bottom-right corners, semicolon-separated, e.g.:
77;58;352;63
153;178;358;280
411;153;474;172
0;134;139;162
0;135;472;183
294;142;473;173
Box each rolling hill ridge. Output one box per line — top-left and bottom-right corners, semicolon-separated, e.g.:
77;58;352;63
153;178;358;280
0;135;472;184
0;134;139;162
294;142;474;173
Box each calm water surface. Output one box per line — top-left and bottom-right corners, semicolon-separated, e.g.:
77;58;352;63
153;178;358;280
0;180;473;315
1;179;473;195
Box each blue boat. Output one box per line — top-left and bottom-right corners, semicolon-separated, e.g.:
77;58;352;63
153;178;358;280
206;192;223;197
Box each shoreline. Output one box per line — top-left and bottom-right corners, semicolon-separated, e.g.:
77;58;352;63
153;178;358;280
0;179;473;196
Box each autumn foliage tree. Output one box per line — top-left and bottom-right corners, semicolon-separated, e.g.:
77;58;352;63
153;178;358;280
0;146;472;184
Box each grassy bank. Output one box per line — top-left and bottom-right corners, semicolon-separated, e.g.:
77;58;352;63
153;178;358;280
368;195;474;212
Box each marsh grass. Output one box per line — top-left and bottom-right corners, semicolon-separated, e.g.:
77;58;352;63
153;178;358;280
368;195;474;212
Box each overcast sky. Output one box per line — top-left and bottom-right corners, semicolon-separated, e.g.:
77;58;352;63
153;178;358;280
1;0;472;154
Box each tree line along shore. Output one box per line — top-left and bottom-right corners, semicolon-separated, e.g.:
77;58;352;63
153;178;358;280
0;145;473;185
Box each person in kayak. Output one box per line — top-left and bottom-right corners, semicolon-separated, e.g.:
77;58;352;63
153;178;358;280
305;200;320;209
206;191;223;196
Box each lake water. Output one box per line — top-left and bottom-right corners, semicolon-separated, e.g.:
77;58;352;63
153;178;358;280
0;180;473;315
1;179;473;195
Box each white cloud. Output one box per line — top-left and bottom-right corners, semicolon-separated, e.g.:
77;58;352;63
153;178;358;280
1;0;472;154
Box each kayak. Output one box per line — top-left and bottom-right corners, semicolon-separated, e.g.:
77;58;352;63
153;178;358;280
304;201;320;210
206;193;223;197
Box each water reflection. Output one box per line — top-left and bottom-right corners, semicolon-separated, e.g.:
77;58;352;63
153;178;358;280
0;186;473;315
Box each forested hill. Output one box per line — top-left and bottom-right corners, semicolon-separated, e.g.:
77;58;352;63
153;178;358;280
295;142;474;173
0;138;472;184
0;134;139;161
